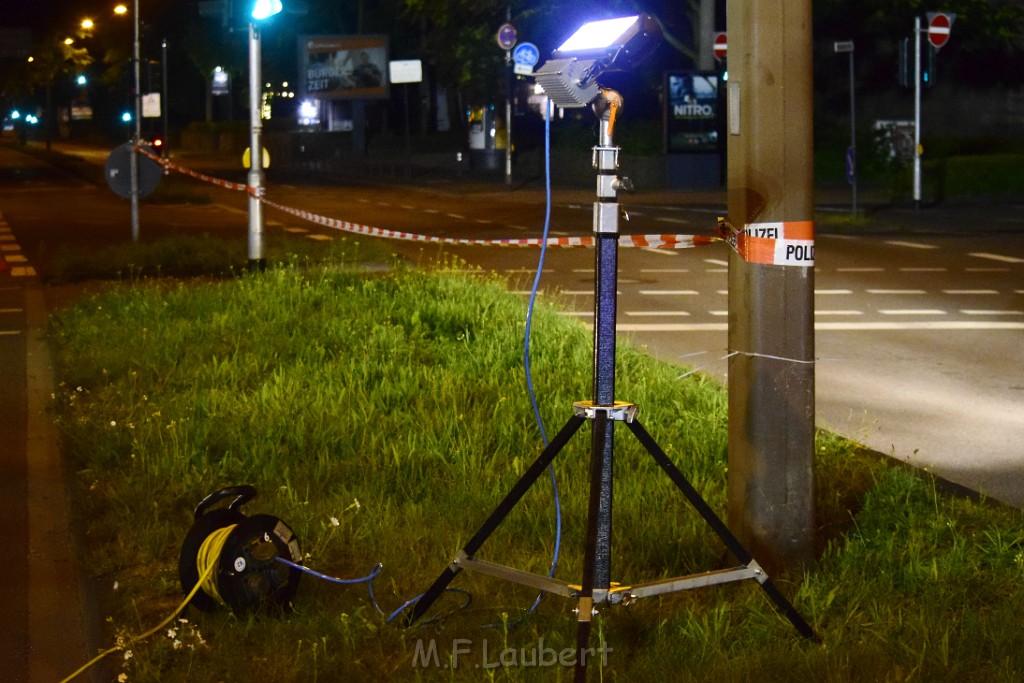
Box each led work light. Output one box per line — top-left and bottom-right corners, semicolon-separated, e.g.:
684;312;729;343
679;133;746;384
534;13;661;107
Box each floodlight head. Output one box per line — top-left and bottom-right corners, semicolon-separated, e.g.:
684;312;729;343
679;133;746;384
535;13;662;108
553;13;661;72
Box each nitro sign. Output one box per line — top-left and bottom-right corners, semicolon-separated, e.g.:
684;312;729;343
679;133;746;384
666;72;719;153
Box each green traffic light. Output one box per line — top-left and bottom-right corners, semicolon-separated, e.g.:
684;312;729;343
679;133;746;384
251;0;282;20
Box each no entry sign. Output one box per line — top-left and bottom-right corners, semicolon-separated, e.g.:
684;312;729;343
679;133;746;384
713;32;727;61
927;12;953;49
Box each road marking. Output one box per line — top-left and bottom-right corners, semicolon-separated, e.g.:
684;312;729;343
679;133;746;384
1;244;20;252
0;330;22;336
961;310;1023;316
284;227;308;233
640;268;689;273
966;268;1010;273
879;309;947;315
446;213;465;219
0;308;24;314
901;267;946;272
5;254;27;263
708;310;728;316
11;267;35;277
655;217;690;225
867;289;926;295
943;289;998;295
624;310;690;317
642;247;678;256
306;234;332;241
885;240;938;249
970;252;1024;264
837;267;884;272
704;259;728;266
815;310;863;316
815;289;853;295
610;321;1024;332
639;289;699;295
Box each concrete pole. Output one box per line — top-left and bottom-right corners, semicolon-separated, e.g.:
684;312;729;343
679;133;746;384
247;22;266;271
725;0;816;573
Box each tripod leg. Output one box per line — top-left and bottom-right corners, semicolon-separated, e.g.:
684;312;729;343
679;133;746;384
404;414;587;626
626;419;818;641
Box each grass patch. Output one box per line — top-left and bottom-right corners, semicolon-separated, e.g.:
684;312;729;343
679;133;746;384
48;256;1024;682
49;232;397;283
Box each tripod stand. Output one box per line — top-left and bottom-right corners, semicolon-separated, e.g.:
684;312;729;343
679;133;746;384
405;92;817;680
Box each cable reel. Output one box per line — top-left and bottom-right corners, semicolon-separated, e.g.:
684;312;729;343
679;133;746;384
178;485;302;616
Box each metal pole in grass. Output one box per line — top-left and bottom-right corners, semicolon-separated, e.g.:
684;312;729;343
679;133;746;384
246;0;282;272
405;15;819;677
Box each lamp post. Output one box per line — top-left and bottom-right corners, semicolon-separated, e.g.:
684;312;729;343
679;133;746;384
247;0;282;271
113;2;142;240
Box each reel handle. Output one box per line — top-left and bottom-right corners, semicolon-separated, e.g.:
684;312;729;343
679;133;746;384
193;485;257;521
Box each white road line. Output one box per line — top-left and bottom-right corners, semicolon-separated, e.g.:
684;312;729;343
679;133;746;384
815;310;863;316
879;309;947;315
624;311;690;317
284;227;308;233
815;289;853;295
970;252;1024;264
1;244;20;252
446;213;465;219
642;247;678;256
709;310;728;316
961;310;1024;316
885;240;938;249
640;268;689;273
639;290;699;295
966;268;1010;273
901;267;946;272
943;289;998;295
306;234;332;241
655;217;691;225
704;259;728;266
837;267;884;272
0;308;24;314
0;330;22;336
610;321;1024;332
5;254;27;263
867;289;927;295
11;267;35;277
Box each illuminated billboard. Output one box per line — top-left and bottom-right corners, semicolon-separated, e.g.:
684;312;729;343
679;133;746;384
665;72;720;153
300;35;389;100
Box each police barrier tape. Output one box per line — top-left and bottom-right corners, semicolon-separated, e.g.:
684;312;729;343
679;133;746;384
137;146;731;251
717;218;815;267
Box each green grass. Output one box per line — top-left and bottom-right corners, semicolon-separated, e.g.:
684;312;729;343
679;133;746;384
47;248;1024;682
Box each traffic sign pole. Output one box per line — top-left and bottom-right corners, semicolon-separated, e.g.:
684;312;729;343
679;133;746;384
914;16;922;208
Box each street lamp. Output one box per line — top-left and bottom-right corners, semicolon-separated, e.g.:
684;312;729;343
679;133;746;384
247;0;283;271
112;1;143;240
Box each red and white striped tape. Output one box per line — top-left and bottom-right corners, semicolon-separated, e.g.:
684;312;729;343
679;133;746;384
717;217;815;267
138;146;721;250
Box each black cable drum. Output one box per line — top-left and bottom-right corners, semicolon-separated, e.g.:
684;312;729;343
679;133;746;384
178;485;303;615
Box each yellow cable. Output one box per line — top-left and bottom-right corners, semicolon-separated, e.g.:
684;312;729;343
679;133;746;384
58;524;236;683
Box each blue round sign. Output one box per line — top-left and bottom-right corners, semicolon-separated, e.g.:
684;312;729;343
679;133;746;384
513;42;540;67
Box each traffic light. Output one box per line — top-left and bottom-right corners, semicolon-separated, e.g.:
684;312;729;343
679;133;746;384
897;38;936;88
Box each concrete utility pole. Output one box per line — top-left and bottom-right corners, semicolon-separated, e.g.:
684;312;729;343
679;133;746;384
725;0;816;572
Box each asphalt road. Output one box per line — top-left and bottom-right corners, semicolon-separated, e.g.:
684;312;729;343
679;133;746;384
2;142;1022;514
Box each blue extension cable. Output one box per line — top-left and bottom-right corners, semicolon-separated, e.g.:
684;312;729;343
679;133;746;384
279;100;562;627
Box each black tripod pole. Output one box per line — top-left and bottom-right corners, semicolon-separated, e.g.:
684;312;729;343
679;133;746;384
574;89;625;683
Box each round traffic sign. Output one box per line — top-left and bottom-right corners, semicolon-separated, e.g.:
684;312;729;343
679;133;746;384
713;32;727;61
927;13;951;49
104;142;163;200
496;23;517;51
512;42;540;68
